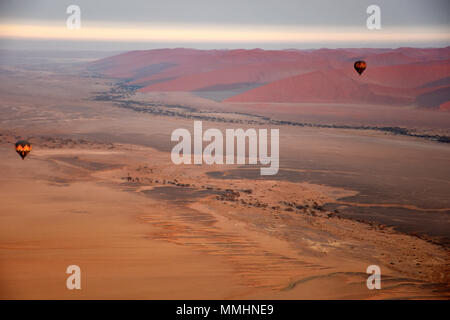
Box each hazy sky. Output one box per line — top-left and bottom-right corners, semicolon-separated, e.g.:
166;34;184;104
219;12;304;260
0;0;449;50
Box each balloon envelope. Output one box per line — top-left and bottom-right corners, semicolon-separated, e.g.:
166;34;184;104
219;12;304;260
15;140;32;160
354;60;367;75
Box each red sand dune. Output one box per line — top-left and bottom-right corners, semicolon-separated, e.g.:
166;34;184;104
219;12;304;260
358;60;450;88
89;47;450;109
225;69;416;105
440;101;450;111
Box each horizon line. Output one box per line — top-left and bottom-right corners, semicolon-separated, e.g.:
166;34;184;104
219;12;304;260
1;22;449;44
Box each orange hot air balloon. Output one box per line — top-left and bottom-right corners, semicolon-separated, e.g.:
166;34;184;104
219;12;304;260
15;140;32;160
354;60;367;75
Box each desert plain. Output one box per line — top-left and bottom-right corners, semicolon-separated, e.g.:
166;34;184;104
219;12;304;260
0;50;449;299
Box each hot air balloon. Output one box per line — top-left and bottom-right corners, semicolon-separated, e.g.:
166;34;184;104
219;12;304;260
15;140;32;160
354;60;367;75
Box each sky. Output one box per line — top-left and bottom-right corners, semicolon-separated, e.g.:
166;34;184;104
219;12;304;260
0;0;449;51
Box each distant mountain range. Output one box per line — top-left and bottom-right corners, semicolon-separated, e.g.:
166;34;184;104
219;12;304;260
89;47;450;110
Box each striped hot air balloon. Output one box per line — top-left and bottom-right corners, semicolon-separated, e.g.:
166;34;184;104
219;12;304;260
15;140;32;160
